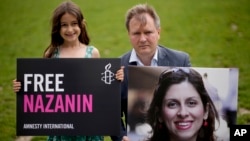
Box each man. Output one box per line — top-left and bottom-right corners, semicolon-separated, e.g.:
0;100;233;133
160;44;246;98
112;4;191;141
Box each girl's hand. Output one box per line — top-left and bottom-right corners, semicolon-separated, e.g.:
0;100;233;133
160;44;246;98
116;66;124;82
13;79;21;92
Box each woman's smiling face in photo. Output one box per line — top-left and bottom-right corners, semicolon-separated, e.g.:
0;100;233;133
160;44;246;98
161;81;208;141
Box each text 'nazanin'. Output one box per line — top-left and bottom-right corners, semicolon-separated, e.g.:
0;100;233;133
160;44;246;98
24;94;93;113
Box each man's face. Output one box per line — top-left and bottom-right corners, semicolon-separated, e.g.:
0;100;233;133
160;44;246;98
128;13;160;58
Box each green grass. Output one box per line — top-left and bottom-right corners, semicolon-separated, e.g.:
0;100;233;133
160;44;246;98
0;0;249;140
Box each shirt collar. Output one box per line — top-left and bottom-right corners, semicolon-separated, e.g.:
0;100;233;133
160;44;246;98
129;48;158;66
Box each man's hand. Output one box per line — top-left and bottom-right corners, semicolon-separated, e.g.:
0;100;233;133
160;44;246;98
122;136;129;141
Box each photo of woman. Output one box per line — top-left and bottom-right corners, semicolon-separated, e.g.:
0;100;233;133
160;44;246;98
127;66;238;141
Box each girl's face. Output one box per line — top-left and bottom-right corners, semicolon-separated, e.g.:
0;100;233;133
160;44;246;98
161;81;208;141
60;13;81;43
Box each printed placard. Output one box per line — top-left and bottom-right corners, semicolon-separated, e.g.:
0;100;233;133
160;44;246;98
127;66;238;141
16;58;121;136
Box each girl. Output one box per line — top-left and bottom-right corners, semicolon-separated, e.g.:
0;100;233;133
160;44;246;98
13;1;124;141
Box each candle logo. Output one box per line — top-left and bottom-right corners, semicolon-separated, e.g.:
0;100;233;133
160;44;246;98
101;63;115;84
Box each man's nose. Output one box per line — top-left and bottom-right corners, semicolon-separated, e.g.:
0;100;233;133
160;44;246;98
139;34;147;42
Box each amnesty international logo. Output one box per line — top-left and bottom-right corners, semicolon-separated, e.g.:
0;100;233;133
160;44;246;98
101;63;115;84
